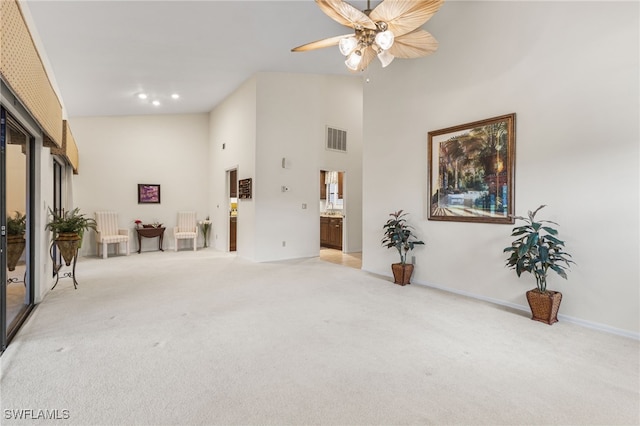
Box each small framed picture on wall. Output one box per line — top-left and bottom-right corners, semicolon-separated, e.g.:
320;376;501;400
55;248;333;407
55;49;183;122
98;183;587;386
138;184;161;204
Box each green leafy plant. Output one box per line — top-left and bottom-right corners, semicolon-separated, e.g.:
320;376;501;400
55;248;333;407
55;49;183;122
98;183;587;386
7;211;26;235
45;207;96;239
382;210;424;264
504;205;574;293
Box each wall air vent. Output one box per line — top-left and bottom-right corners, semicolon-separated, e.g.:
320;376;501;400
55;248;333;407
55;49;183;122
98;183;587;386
326;126;347;152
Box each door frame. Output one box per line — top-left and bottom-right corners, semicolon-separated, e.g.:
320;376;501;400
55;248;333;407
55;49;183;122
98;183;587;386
226;167;238;252
319;168;347;253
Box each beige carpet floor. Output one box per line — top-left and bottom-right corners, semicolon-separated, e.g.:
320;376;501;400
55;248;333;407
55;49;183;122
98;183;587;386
1;249;638;425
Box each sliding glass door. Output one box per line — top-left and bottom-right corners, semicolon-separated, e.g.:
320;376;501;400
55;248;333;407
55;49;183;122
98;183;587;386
1;106;35;350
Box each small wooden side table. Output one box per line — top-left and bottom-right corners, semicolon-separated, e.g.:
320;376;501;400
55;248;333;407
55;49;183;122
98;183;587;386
136;227;165;253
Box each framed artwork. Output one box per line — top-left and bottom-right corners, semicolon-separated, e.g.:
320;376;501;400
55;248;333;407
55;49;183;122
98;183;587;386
238;178;252;199
138;184;161;204
427;113;516;224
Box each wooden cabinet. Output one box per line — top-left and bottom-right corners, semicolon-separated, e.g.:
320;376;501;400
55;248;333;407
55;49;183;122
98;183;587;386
320;216;342;249
320;217;330;245
230;169;237;198
337;172;343;199
330;217;342;249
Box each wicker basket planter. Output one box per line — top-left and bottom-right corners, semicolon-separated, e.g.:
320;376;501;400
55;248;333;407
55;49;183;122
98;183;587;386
7;234;26;271
392;263;414;286
54;232;81;266
526;289;562;325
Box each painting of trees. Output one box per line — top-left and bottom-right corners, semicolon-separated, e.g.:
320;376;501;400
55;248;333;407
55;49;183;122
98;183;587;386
428;114;515;224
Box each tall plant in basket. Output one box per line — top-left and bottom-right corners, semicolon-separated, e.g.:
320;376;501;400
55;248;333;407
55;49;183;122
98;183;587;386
504;205;574;324
46;208;96;266
382;210;424;286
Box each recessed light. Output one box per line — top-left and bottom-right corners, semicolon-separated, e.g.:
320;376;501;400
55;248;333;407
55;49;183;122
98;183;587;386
171;93;180;100
138;93;148;100
152;100;160;106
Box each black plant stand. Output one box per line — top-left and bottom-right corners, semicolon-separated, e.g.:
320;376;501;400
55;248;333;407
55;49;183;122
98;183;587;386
6;272;25;286
50;241;79;290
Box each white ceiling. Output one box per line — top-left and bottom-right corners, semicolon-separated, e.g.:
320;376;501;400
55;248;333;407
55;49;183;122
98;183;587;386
23;0;374;118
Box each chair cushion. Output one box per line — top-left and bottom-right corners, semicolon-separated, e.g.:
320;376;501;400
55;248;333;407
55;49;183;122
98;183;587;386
175;232;196;238
100;235;128;243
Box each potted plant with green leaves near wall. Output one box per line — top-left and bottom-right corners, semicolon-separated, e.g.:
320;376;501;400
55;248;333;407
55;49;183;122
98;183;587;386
504;205;575;325
45;208;96;266
6;211;26;271
382;210;425;285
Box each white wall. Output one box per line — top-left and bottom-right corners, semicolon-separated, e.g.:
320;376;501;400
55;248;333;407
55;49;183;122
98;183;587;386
254;72;363;261
69;114;210;255
208;77;257;259
362;1;639;335
209;72;363;262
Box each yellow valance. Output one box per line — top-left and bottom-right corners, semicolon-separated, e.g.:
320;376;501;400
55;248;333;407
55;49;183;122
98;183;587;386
0;0;63;147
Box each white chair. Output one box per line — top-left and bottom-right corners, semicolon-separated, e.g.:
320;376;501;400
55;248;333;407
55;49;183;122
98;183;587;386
174;211;198;251
95;211;130;259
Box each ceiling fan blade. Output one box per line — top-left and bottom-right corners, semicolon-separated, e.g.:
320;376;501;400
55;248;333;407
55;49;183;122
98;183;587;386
349;46;377;73
388;29;438;58
316;0;376;30
369;0;444;37
291;34;352;52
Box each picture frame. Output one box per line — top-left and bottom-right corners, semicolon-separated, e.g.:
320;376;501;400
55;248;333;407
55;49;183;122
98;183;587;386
238;178;252;199
427;113;516;224
138;184;161;204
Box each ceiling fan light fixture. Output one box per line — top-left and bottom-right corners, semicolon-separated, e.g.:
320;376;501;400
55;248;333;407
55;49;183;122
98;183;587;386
377;49;395;68
345;50;363;71
291;0;444;72
339;36;358;56
374;30;394;50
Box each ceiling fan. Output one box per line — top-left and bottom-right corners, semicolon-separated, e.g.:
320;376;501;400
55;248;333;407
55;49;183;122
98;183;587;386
291;0;444;72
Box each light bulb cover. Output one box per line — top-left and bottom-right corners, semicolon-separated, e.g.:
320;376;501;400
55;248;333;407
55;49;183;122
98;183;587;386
374;30;395;50
345;50;363;71
339;36;358;56
377;49;395;68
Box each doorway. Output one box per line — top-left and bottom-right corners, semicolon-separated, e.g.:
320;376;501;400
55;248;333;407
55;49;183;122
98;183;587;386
319;169;362;269
320;169;344;251
1;106;35;350
228;168;237;252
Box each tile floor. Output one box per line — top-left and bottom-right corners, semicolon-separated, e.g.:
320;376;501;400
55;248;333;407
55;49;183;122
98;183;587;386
319;248;362;269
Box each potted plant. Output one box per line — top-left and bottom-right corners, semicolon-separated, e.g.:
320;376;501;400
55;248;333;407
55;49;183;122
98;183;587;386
504;205;575;324
45;208;96;266
382;210;424;285
6;211;26;271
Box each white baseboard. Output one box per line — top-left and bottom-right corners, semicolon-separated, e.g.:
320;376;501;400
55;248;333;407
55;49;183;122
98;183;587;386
403;276;640;341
